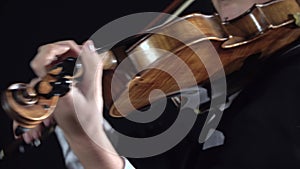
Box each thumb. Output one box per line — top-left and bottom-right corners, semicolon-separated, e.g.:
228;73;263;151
79;40;104;100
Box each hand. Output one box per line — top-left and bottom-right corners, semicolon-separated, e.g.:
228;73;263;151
212;0;271;21
15;40;103;140
13;40;81;143
13;40;123;169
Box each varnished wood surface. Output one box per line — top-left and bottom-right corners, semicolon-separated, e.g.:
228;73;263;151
2;87;59;128
104;0;300;117
2;0;300;126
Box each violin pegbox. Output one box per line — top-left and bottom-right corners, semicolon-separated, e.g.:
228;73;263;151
1;57;77;129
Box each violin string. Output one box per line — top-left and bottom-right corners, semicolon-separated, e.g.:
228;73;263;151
141;0;184;32
164;0;196;24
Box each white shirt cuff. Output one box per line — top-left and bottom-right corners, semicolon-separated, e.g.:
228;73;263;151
121;156;135;169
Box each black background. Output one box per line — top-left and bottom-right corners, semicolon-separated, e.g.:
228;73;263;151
0;0;300;169
0;0;214;168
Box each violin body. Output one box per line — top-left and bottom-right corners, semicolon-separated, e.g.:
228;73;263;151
104;0;300;117
2;0;300;128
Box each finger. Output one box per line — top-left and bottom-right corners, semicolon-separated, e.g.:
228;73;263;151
54;40;82;56
13;121;30;138
93;55;104;112
22;132;33;144
51;40;82;69
21;122;45;144
79;40;104;99
28;77;41;87
29;124;42;140
31;40;82;78
43;114;55;127
46;40;82;68
31;44;71;78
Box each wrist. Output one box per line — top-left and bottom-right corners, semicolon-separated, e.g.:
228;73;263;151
65;128;124;169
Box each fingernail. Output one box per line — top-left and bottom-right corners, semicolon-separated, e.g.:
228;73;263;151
22;133;32;144
43;119;51;127
33;139;41;147
58;44;71;51
15;126;29;136
86;40;95;52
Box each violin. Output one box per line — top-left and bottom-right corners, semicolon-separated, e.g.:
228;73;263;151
1;0;300;130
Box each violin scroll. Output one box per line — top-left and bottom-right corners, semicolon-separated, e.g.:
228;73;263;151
1;57;77;129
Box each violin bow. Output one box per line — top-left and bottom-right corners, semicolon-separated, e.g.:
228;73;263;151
142;0;196;31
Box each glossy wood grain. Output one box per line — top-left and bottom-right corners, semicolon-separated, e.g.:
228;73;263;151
104;0;300;117
3;0;300;127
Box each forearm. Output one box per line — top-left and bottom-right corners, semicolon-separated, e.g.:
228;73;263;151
65;128;124;169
